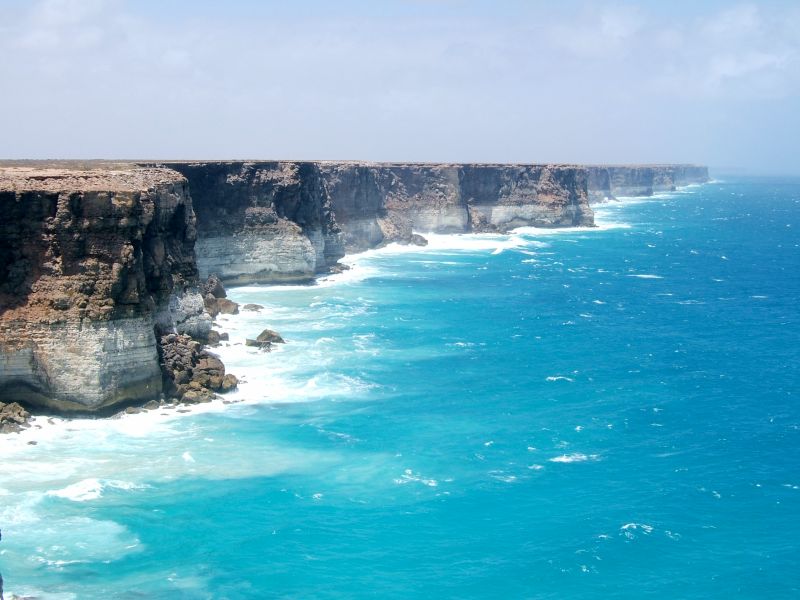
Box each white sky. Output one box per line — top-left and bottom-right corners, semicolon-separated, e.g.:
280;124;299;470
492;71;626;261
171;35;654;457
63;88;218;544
1;0;798;174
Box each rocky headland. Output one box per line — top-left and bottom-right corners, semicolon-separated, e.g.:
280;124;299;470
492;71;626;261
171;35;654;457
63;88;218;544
0;160;708;418
0;165;211;415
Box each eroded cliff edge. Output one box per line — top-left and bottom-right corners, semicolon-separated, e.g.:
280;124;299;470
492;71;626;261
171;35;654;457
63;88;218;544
0;166;210;413
163;162;346;284
160;161;593;274
320;163;592;252
0;160;707;414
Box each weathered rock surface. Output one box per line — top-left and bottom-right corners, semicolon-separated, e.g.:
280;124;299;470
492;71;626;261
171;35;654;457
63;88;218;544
161;162;346;284
320;162;593;251
246;327;285;350
0;160;707;416
0;401;32;433
587;165;709;202
0;165;201;413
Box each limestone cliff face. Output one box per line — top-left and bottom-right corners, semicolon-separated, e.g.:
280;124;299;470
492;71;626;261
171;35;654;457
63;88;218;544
0;167;207;412
164;162;345;284
321;163;593;251
587;165;709;202
0;160;706;414
159;161;591;265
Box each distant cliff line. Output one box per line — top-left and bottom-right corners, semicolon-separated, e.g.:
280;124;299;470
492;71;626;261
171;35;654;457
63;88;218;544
154;161;707;284
0;161;708;415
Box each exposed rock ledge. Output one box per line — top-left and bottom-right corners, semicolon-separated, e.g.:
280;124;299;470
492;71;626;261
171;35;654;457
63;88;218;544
0;161;707;415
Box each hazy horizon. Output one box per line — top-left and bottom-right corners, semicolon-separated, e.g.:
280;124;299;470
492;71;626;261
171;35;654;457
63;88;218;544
1;0;798;175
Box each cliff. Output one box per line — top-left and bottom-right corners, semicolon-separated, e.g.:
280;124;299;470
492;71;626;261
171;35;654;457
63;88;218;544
0;165;209;413
0;160;704;415
321;163;592;251
162;162;346;284
587;164;709;202
155;161;591;274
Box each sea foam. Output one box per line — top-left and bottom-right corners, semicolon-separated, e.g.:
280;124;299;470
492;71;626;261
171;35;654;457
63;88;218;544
548;453;600;463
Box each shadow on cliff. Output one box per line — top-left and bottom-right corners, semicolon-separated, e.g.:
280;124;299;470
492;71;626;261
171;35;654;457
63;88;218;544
0;191;59;315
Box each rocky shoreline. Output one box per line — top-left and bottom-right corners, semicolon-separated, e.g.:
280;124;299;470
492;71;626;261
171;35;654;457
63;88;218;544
0;161;708;423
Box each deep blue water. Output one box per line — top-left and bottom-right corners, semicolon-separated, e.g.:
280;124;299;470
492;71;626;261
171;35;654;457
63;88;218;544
1;178;798;598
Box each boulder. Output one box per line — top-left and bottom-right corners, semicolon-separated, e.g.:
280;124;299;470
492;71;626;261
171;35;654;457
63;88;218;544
157;333;238;404
246;338;270;350
256;328;285;344
0;401;32;434
329;263;350;274
193;352;226;390
221;374;239;392
204;294;220;318
182;389;214;404
204;296;239;317
409;233;429;246
246;327;285;350
203;274;227;299
216;298;239;315
242;303;264;312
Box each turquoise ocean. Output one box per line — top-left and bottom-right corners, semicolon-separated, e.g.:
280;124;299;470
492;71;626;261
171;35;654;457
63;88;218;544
0;177;798;598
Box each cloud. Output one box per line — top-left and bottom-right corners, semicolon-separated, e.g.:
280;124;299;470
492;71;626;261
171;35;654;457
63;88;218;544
703;3;762;40
549;5;644;59
14;0;124;50
649;3;800;99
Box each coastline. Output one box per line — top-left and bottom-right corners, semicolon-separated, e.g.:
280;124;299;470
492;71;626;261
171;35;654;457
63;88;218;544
0;162;707;417
7;177;800;598
0;182;701;453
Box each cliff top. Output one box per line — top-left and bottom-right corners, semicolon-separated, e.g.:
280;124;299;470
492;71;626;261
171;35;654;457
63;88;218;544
0;164;184;193
149;160;706;170
0;161;708;193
